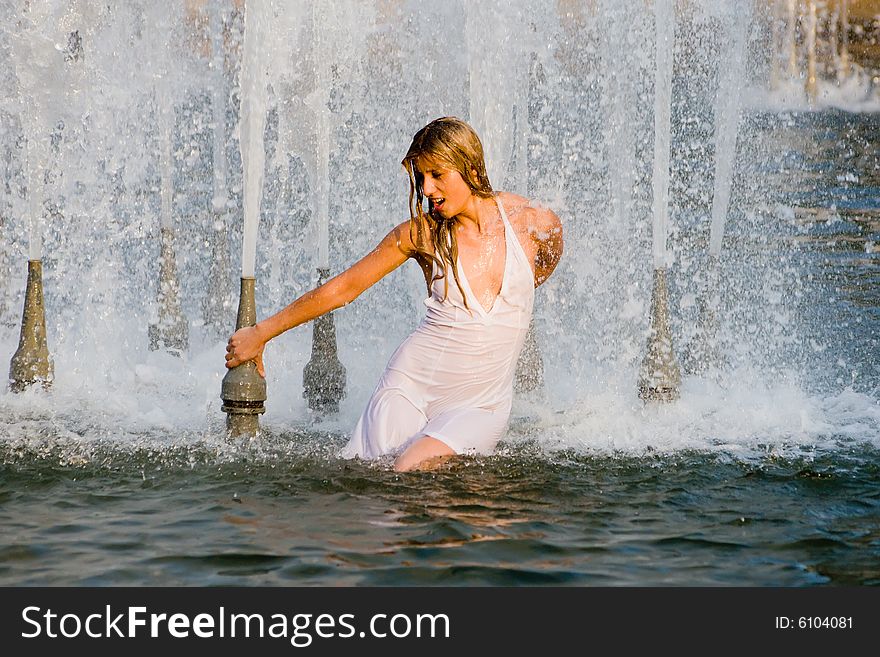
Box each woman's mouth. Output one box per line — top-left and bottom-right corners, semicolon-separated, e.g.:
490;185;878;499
430;197;445;211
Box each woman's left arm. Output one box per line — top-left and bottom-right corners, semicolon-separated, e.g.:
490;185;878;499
531;207;564;287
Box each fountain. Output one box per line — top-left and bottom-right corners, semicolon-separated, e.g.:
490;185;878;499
805;0;819;103
220;0;269;436
838;0;851;79
8;108;52;392
5;2;94;390
638;0;681;403
146;79;189;354
786;0;799;80
0;0;872;447
771;0;866;105
299;2;347;416
0;0;778;410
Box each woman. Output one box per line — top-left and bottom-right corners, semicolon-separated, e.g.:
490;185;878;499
225;117;563;471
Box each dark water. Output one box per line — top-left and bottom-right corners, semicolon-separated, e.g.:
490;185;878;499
2;109;879;587
1;437;878;586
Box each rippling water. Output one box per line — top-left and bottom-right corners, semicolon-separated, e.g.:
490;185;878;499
1;433;878;585
2;102;879;586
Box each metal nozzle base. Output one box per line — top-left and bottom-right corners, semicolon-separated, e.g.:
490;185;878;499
223;394;265;437
220;277;267;438
638;267;681;404
9;260;53;393
302;269;346;417
224;412;262;438
637;384;680;404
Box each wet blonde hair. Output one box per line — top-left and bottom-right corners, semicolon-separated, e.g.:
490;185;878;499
402;117;494;306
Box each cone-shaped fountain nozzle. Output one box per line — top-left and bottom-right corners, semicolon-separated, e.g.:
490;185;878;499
638;267;681;403
9;260;53;392
302;268;346;416
221;277;267;436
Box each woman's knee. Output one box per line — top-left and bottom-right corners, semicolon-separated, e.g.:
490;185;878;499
394;436;456;472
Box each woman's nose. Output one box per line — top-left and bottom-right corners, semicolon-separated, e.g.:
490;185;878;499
422;176;437;195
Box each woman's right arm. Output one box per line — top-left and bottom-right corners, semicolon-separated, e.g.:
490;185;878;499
225;221;415;373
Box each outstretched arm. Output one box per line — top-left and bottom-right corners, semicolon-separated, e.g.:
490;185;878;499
225;221;415;374
531;207;564;287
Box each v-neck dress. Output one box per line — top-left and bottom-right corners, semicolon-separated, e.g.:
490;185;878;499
343;197;535;458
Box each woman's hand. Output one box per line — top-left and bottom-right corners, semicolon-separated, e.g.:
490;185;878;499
225;325;267;377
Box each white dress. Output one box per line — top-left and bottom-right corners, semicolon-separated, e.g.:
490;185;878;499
343;197;534;458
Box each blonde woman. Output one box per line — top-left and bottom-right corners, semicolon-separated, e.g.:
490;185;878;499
225;117;564;471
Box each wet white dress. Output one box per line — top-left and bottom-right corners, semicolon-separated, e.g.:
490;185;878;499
343;197;534;458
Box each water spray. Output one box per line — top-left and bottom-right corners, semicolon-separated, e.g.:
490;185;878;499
639;0;681;403
805;0;818;103
148;226;189;354
514;318;544;395
513;66;544;396
202;3;235;337
769;0;783;90
467;2;543;395
786;0;798;80
838;0;851;80
147;74;188;354
683;6;750;375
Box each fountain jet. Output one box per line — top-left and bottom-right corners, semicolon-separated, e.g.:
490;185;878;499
684;5;751;375
514;318;544;395
221;0;270;437
466;2;543;395
786;0;798;80
639;0;681;403
838;0;851;79
7;3;93;391
202;3;235;337
147;66;188;353
298;3;347;415
805;0;818;103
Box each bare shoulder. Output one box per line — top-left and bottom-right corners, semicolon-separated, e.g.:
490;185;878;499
496;191;530;217
497;192;562;242
498;192;563;286
385;219;432;256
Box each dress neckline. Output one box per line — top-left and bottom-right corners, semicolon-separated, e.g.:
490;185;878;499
455;197;511;317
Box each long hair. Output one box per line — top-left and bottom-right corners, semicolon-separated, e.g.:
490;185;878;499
402;117;494;306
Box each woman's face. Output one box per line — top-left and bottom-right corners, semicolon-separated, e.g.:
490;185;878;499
415;157;473;219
